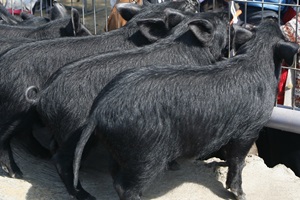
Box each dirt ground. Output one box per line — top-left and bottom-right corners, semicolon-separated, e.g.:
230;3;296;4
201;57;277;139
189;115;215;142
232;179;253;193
1;138;300;200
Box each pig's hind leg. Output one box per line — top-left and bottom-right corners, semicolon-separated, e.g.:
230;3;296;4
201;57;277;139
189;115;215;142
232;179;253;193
0;113;27;178
0;109;49;178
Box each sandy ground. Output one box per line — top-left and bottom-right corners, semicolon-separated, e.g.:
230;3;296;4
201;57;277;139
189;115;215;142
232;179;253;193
1;139;300;200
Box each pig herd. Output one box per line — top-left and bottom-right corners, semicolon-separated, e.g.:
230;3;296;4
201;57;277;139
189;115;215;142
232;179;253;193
0;0;299;200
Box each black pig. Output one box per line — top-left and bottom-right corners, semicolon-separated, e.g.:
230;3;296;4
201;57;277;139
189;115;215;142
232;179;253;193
73;18;299;200
0;8;91;39
28;10;231;200
0;37;35;55
0;1;197;183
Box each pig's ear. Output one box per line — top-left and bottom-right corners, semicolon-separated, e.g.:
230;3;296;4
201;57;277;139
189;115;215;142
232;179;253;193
20;12;34;20
232;25;253;50
275;41;299;66
116;3;142;21
71;8;81;35
188;18;214;46
137;18;167;42
50;1;68;20
164;8;186;29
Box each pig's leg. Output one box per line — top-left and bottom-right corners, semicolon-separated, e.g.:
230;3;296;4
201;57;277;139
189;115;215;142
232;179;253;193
0;108;50;178
0;114;25;178
53;131;96;200
225;136;258;200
